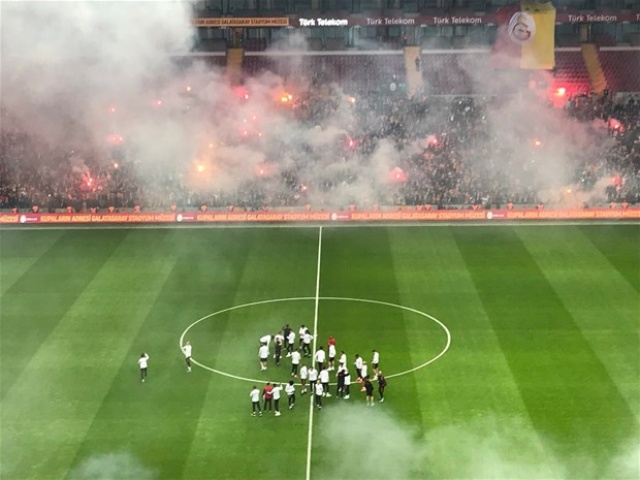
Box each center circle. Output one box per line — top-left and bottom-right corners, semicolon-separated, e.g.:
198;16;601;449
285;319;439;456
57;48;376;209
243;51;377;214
179;296;451;384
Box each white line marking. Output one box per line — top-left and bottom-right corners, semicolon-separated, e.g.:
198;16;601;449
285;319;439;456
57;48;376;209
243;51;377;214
178;296;451;383
306;226;322;480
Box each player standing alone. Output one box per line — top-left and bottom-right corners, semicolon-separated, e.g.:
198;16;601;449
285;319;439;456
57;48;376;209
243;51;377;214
182;341;192;372
138;353;149;382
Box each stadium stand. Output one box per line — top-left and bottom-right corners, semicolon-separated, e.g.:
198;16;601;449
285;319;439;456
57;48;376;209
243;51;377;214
598;49;640;93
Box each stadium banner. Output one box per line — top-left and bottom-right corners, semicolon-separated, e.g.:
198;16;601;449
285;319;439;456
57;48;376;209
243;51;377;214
1;209;639;225
492;1;556;70
192;17;290;27
194;12;638;29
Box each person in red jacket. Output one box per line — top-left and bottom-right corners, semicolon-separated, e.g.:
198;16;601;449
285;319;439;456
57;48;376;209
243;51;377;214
263;383;274;412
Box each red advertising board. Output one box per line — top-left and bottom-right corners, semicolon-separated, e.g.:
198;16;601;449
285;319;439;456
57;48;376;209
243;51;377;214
1;208;638;225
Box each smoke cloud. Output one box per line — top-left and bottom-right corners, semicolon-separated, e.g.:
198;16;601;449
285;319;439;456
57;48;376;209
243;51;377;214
69;451;156;480
317;405;638;479
1;2;617;211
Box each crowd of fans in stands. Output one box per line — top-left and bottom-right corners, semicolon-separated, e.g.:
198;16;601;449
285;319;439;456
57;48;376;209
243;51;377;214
1;80;639;213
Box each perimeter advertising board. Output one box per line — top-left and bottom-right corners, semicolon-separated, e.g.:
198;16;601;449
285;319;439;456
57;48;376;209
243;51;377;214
1;208;638;225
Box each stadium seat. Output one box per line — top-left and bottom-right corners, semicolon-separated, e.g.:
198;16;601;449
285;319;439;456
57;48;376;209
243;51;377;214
598;50;640;92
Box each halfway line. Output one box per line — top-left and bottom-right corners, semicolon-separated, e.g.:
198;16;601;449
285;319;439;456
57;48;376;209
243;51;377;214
306;226;322;480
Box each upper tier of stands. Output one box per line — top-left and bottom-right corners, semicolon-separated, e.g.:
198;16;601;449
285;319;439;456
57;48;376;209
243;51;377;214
235;48;640;95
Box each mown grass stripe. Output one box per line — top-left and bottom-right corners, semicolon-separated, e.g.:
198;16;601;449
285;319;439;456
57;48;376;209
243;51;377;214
517;226;640;422
453;226;638;473
1;230;178;479
0;230;128;400
578;224;640;294
180;228;318;480
311;227;425;479
387;227;563;478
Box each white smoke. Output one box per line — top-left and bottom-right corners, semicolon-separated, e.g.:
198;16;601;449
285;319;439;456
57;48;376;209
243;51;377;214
69;452;156;480
317;406;638;479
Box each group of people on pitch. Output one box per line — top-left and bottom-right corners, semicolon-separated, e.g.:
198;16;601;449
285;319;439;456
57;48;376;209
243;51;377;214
253;326;387;416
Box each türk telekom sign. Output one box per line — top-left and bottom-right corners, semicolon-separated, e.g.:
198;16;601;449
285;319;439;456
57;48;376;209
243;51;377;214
288;12;640;27
195;11;640;28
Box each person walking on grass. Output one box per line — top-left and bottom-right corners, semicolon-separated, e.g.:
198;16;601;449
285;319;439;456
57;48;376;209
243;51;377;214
250;386;262;416
274;332;284;365
339;351;347;369
315;347;326;372
302;329;313;357
272;383;283;416
259;342;269;371
286;329;296;356
299;364;308;394
337;365;346;398
377;371;387;403
328;342;337;371
182;341;192;372
291;348;301;377
298;325;307;348
354;354;363;381
364;376;374;406
283;324;292;351
319;366;331;397
371;349;380;375
361;361;368;381
314;382;324;409
285;380;296;409
138;353;150;382
344;369;351;399
308;366;318;392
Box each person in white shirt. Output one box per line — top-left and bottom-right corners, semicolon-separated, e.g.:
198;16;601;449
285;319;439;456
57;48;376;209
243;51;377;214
319;367;331;397
344;370;351;399
361;361;368;381
298;325;307;348
259;343;269;371
138;353;149;382
286;330;296;356
182;341;192;372
250;386;262;416
314;382;324;409
274;334;283;366
290;349;301;377
354;354;363;381
285;380;296;409
314;347;326;371
339;351;347;369
260;334;272;347
371;349;380;374
274;332;284;364
272;384;283;416
308;366;318;391
302;330;313;357
328;343;337;371
299;364;308;394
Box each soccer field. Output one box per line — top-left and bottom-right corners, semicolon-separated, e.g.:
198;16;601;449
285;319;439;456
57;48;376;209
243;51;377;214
0;223;638;480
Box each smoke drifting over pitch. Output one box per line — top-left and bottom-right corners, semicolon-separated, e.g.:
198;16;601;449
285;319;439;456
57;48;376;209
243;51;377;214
69;451;156;480
1;1;613;210
318;406;639;479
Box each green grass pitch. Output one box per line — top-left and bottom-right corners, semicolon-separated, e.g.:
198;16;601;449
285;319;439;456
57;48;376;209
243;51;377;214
1;224;638;480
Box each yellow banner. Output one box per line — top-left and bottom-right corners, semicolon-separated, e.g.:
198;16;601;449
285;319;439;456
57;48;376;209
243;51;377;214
193;17;290;28
520;1;556;69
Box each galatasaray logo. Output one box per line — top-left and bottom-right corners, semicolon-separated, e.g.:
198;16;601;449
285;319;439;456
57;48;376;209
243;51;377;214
508;11;536;45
